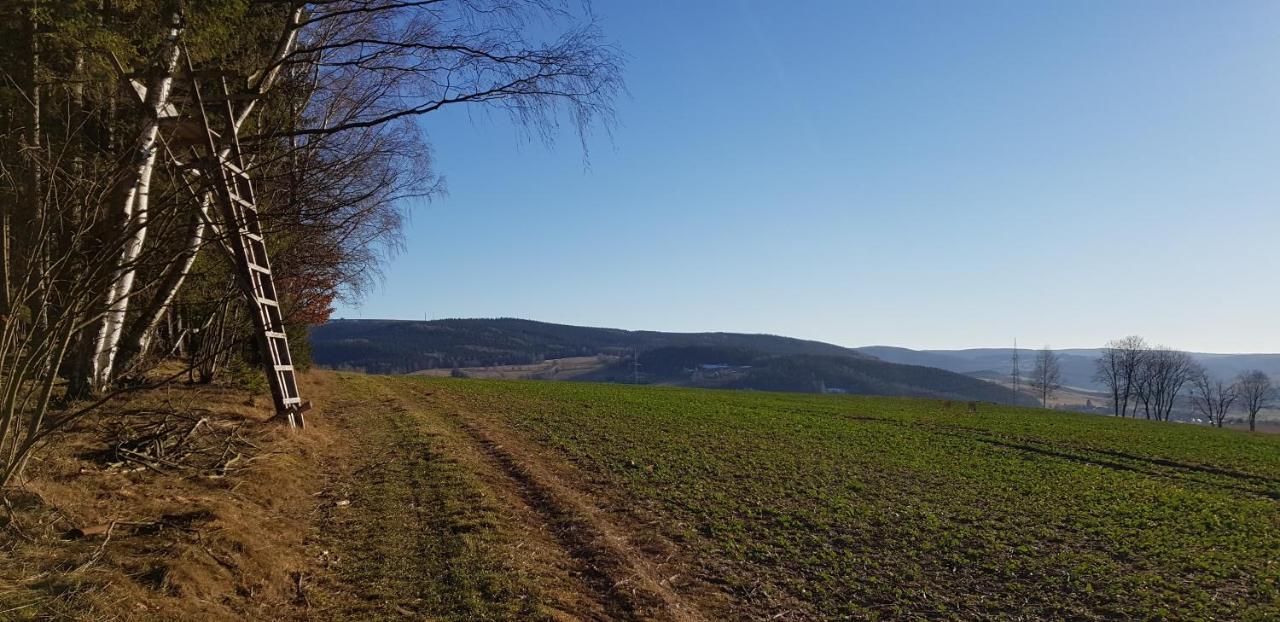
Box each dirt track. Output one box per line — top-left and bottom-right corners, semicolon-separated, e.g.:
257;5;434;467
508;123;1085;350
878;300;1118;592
306;374;714;621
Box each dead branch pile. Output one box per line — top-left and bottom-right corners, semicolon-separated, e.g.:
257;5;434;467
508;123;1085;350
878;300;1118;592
100;411;259;477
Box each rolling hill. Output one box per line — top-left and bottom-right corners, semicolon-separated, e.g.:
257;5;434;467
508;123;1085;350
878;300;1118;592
309;319;1031;404
311;318;874;373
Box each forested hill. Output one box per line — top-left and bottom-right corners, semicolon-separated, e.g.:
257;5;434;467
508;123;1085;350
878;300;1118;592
311;318;874;372
309;318;1031;404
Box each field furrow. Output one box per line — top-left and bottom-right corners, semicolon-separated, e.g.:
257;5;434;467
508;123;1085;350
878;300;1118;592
282;373;1280;620
358;375;1279;621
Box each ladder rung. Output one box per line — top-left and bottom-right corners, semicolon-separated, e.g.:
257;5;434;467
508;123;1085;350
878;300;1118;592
256;297;279;307
228;193;255;208
247;262;270;274
274;365;294;372
282;397;303;405
264;331;287;339
220;158;250;179
243;232;263;242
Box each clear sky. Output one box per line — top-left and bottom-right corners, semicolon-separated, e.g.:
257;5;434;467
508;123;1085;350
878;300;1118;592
333;0;1280;353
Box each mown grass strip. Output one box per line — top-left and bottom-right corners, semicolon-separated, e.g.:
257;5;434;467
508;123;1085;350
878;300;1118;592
315;375;547;621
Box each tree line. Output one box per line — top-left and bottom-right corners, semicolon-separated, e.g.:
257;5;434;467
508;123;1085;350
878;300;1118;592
1012;337;1272;431
1027;336;1272;431
0;1;621;487
1093;336;1273;430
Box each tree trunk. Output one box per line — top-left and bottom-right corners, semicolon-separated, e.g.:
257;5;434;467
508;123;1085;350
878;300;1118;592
85;12;183;391
196;301;233;384
26;0;45;330
113;193;210;376
3;0;41;318
108;4;304;381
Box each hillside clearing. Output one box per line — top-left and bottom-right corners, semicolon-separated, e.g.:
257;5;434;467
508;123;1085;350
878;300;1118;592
411;356;617;380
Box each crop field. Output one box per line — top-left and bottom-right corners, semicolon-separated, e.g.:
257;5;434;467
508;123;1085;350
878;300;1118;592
320;375;1279;621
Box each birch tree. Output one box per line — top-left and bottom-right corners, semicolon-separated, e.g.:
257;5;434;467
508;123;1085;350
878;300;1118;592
1;0;622;484
86;10;184;391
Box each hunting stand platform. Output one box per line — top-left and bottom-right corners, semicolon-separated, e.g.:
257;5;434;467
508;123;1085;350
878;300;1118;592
158;62;310;427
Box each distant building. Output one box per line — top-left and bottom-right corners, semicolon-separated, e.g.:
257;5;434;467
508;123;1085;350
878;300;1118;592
689;363;752;382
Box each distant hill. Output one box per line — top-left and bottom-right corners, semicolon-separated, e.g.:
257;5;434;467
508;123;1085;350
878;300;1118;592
311;318;872;373
310;319;1031;404
859;346;1280;390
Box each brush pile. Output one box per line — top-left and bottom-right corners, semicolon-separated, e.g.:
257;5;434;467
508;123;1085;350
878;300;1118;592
101;410;257;477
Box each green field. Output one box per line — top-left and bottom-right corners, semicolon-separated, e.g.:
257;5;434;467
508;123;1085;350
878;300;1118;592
331;375;1280;620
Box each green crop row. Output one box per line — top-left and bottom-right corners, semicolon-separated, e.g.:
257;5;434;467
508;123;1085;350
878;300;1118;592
393;377;1280;620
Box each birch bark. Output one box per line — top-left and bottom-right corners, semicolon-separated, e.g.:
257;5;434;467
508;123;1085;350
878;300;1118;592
112;192;210;374
87;13;184;390
110;6;308;377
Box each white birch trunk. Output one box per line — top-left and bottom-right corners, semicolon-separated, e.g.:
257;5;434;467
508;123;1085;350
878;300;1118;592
113;192;210;374
94;5;305;388
88;15;183;390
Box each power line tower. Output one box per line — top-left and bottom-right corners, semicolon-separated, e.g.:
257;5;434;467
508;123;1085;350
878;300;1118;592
1010;338;1021;396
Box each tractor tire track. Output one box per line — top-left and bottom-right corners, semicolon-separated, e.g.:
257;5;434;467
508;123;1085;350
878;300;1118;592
449;415;708;622
838;411;1280;500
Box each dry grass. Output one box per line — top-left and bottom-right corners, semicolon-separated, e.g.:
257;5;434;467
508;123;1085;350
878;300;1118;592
0;375;338;621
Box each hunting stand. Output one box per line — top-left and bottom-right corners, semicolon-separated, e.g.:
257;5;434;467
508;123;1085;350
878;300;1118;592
145;58;311;428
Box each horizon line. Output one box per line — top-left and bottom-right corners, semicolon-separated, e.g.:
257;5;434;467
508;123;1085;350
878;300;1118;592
322;316;1280;357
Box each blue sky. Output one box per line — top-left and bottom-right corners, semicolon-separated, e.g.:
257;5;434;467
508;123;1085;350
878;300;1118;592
334;0;1280;353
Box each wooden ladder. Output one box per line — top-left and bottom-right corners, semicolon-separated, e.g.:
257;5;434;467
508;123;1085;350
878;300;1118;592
187;71;308;427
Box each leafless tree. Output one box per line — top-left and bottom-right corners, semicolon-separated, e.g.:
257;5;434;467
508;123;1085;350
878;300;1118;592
1234;370;1272;432
1189;366;1237;428
1;1;623;484
1133;347;1195;421
1094;335;1147;417
259;1;622;146
1095;345;1123;415
0;134;205;487
1029;346;1061;408
10;1;622;394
